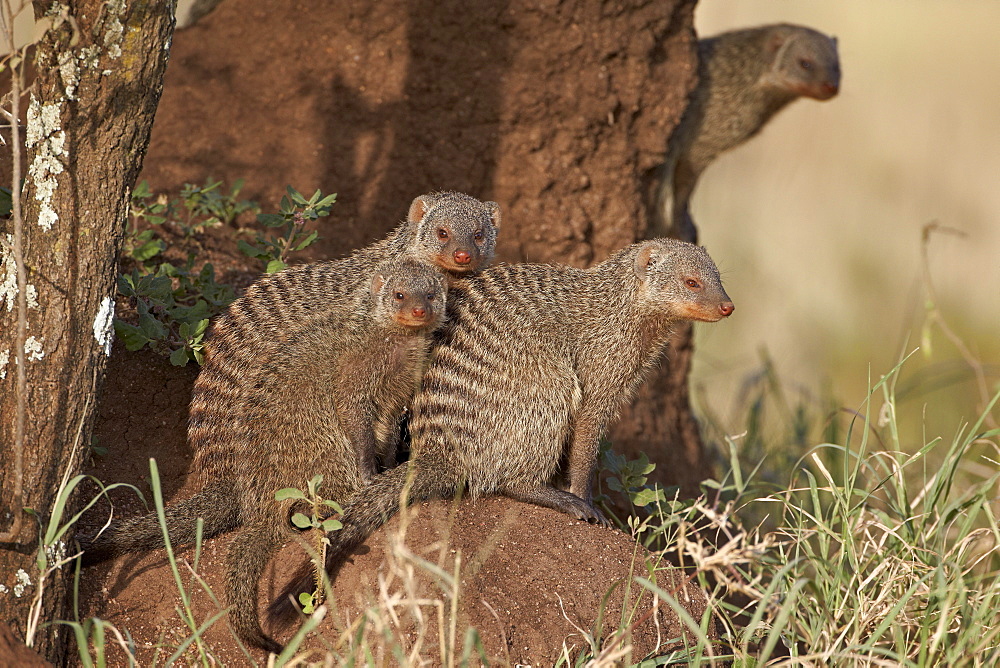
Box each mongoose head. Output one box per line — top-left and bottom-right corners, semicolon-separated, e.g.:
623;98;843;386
633;239;734;322
763;24;840;101
408;191;501;276
371;260;447;332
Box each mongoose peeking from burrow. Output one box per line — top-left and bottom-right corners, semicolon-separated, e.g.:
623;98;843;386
80;191;502;653
269;238;734;643
649;23;840;242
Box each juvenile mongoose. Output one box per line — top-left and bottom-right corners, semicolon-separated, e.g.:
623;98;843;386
81;191;501;653
269;238;734;634
650;23;840;242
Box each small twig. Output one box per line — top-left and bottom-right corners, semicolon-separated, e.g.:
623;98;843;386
921;222;998;431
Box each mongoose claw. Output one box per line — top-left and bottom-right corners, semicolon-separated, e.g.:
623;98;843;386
552;491;611;528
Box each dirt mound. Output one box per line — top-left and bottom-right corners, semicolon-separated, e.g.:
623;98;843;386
81;494;708;664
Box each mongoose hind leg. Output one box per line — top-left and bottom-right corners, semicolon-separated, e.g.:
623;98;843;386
503;484;611;528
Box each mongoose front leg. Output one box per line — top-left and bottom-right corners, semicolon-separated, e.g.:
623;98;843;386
504;484;610;527
566;410;609;522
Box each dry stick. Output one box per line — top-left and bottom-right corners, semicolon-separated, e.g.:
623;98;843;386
0;0;27;543
921;222;998;431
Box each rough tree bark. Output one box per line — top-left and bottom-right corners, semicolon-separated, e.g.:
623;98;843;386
0;0;174;661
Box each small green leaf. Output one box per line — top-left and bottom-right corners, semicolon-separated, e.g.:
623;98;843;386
290;513;312;529
113;320;149;351
132;181;152;199
321;518;343;532
294;230;319;251
286;185;307;206
321;500;344;514
275;488;308;501
630;487;665;507
237;239;267;258
265;259;286;274
169;347;190;366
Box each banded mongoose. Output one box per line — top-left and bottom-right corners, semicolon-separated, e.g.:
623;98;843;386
650;23;840;242
269;238;734;634
80;191;501;654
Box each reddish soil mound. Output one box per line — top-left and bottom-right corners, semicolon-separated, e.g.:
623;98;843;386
81;494;707;665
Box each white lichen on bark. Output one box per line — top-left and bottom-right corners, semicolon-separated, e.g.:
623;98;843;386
25;96;67;231
0;349;8;380
13;568;31;597
93;295;115;355
24;336;44;362
104;0;127;59
0;235;38;311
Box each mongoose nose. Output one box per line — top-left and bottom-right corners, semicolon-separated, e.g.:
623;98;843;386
412;307;426;318
821;81;839;97
453;250;472;265
719;302;735;317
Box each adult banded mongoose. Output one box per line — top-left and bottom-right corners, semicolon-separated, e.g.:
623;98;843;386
269;238;734;635
649;23;840;242
80;191;501;654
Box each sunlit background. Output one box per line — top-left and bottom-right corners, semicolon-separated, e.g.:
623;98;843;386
689;2;1000;449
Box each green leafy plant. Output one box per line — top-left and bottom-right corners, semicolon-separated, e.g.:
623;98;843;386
114;261;234;365
122;180;168;269
275;474;344;614
176;178;258;237
238;186;335;273
595;441;673;533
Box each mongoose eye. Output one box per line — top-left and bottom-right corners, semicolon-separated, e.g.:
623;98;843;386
685;278;701;290
394;292;405;301
426;292;436;301
799;58;814;71
474;229;484;241
437;228;449;240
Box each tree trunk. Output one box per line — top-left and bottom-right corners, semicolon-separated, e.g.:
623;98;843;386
0;1;174;661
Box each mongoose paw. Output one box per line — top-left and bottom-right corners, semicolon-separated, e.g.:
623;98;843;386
556;494;611;528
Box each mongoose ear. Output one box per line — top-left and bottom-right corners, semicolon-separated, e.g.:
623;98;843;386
771;32;796;70
371;273;386;296
633;242;658;280
484;201;502;229
408;195;436;224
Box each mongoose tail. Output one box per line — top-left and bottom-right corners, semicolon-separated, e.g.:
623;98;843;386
79;482;239;566
266;462;457;630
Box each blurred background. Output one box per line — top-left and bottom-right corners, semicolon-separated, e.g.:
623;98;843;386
688;2;1000;450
